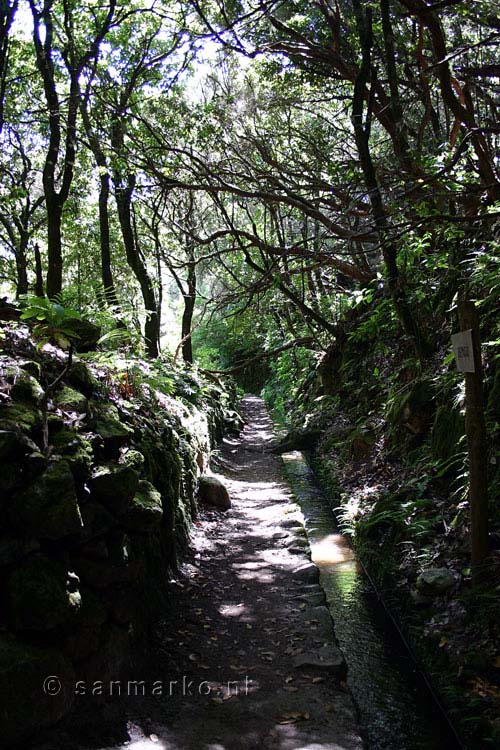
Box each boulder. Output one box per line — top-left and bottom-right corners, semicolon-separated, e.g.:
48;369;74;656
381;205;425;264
88;463;139;516
123;480;163;532
416;567;455;596
0;635;75;746
6;555;81;631
9;459;83;540
198;475;231;510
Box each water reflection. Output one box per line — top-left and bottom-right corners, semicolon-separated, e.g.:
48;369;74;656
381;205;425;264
282;452;460;750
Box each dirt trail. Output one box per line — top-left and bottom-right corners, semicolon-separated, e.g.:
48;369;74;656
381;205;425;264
39;396;363;750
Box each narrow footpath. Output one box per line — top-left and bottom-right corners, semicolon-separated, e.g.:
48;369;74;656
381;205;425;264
38;396;363;750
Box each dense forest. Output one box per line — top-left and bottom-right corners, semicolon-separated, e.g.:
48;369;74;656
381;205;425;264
0;1;500;749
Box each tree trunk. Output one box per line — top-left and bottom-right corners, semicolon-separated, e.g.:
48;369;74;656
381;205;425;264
98;170;120;308
181;261;196;364
34;242;44;297
15;231;29;297
458;299;489;580
45;196;63;298
114;175;159;358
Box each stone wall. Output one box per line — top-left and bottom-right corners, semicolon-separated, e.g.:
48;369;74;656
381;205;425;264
0;323;227;746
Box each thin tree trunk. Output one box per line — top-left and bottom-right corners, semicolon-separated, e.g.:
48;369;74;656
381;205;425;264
181;260;196;364
15;231;29;297
114;174;159;357
34;242;44;297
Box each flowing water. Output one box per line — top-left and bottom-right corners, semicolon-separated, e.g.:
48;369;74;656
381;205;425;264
282;451;463;750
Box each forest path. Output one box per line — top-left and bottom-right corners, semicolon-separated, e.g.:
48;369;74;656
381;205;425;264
39;396;362;750
115;395;362;750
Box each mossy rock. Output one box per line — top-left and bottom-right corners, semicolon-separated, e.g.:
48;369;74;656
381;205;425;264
119;448;145;472
51;427;93;481
68;359;99;397
54;385;88;412
123;479;163;532
0;401;43;433
5;365;44;402
9;459;83;540
6;555;81;631
0;634;75;746
89;462;139;516
431;405;465;462
90;401;133;454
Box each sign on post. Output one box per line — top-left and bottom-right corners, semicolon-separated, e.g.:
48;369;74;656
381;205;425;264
452;329;475;373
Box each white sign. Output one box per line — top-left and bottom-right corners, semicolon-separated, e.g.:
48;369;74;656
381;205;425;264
451;329;475;373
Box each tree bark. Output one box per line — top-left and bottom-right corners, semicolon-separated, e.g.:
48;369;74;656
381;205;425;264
458;299;489;580
113;171;159;358
34;242;44;297
181;258;196;364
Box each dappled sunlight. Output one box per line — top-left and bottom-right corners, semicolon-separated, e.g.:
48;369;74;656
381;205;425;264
310;533;355;566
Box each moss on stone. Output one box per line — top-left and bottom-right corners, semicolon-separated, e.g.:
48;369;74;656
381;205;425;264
9;459;83;540
89;462;139;515
55;385;88;412
6;555;81;631
124;480;163;532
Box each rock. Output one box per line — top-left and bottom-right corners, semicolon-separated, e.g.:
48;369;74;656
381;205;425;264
89;463;139;516
64;316;101;352
68;359;99;397
54;385;88;412
80;502;116;547
293;591;327;607
198;475;231;510
63;587;107;662
78;624;129;685
51;427;93;481
306;605;335;640
293;644;346;677
292;562;320;584
5;364;44;402
119;448;145;472
72;557;135;590
9;459;83;540
6;555;81;631
124;480;163;532
416;567;455;596
0;401;43;432
223;408;245;435
90;402;133;455
0;634;75;746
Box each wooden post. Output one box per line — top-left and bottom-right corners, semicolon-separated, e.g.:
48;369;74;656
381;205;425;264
457;299;489;579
